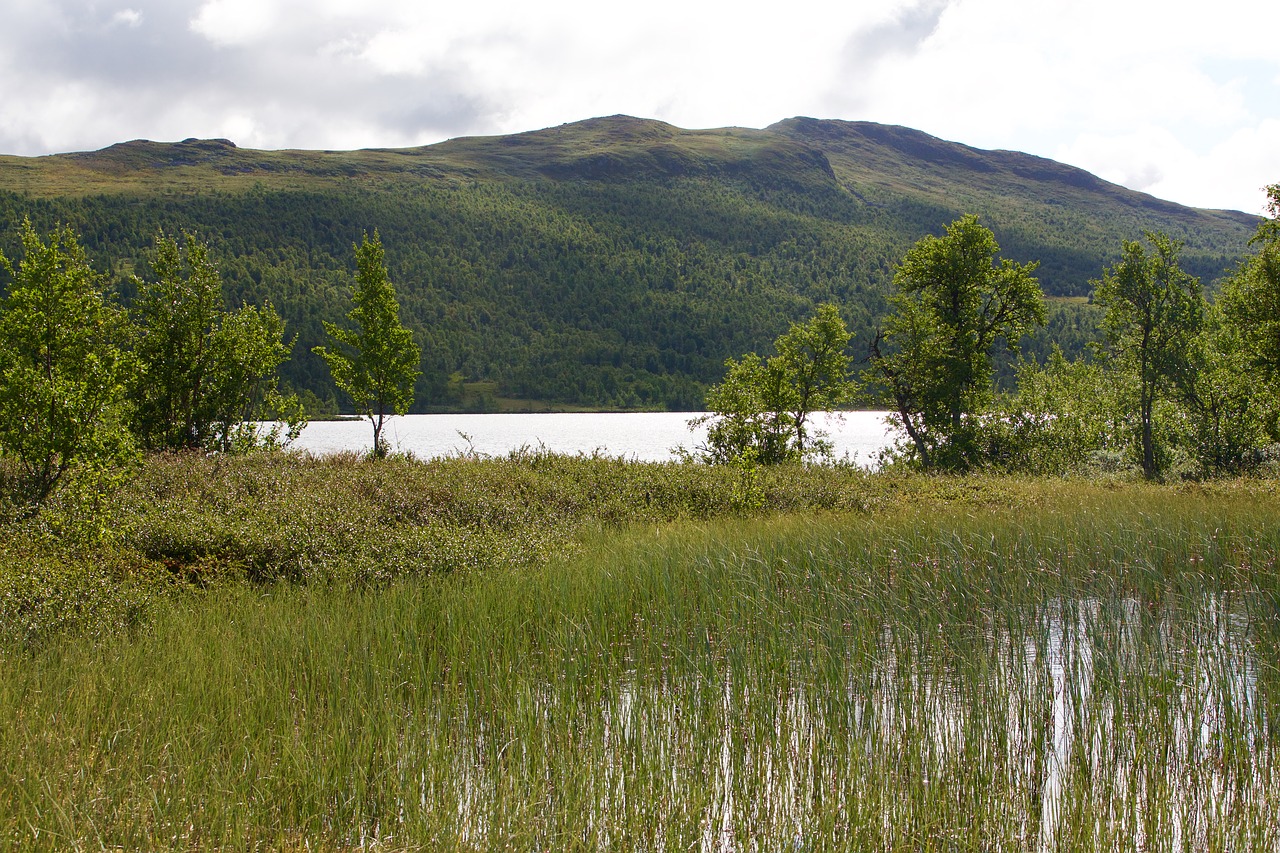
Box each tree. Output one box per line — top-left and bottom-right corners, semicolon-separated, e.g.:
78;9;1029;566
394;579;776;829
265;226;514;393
692;304;854;464
772;303;857;458
0;220;132;507
987;348;1129;476
865;215;1044;470
129;232;303;452
1181;304;1273;475
696;353;799;465
1188;182;1280;472
1092;231;1204;479
313;232;421;458
1219;184;1280;389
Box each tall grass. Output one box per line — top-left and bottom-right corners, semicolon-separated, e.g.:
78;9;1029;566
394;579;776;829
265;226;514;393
0;449;888;649
2;472;1278;849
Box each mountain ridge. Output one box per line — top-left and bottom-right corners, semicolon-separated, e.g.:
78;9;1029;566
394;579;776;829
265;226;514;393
2;115;1257;219
0;115;1262;411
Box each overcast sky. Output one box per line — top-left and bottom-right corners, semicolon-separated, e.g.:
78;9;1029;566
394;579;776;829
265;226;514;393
1;0;1276;213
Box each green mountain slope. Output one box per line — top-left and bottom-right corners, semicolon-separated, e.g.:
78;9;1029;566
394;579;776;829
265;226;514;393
0;116;1260;410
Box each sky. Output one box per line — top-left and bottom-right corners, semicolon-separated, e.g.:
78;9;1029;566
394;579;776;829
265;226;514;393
0;0;1276;214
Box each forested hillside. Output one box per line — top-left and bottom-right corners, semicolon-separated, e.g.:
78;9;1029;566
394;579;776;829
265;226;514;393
0;116;1259;410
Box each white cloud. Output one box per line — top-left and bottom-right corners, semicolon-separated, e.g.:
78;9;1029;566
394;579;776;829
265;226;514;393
812;0;1280;210
847;0;1250;139
109;9;143;28
190;0;276;46
1161;121;1280;214
1055;120;1280;214
358;29;442;77
0;0;1275;210
1056;128;1191;195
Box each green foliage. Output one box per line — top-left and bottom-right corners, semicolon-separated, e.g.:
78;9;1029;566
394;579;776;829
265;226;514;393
1257;182;1280;244
692;304;854;463
0;119;1257;410
0;451;889;649
1179;304;1276;475
1093;232;1205;479
866;215;1045;470
772;303;857;455
12;448;1279;653
4;476;1280;846
129;232;304;452
985;349;1130;475
0;540;162;650
0;220;133;509
977;188;1280;481
727;446;767;512
693;353;796;464
1219;184;1280;390
314;233;421;457
1176;186;1280;475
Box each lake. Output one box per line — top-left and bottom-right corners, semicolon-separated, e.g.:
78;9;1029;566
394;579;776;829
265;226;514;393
290;410;900;464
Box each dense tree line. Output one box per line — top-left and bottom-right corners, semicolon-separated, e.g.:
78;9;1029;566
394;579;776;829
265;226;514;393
0;221;418;510
990;189;1280;480
1;151;1270;483
700;185;1280;479
0;163;1252;412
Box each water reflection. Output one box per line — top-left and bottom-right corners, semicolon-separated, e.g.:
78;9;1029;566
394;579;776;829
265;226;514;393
438;594;1276;848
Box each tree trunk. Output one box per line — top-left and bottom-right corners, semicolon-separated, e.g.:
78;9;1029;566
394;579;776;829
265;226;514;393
1141;387;1156;479
372;415;386;459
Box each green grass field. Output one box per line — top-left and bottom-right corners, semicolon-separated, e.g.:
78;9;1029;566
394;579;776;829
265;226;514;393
2;456;1279;850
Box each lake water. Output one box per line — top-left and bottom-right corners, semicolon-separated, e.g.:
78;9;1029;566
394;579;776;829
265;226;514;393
290;410;899;464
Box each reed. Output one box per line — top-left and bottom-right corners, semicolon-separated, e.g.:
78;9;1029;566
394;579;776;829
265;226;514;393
2;462;1279;849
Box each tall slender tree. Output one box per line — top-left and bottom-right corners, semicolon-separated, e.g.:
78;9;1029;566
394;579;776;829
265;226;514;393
314;232;421;458
1093;232;1204;479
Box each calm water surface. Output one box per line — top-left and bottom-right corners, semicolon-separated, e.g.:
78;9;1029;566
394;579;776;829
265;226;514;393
292;410;898;464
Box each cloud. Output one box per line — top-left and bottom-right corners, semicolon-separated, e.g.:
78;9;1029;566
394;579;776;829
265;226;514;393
1055;119;1280;214
0;0;502;153
1055;129;1185;195
190;0;277;46
841;0;953;71
109;9;143;28
0;0;1274;211
813;0;1280;210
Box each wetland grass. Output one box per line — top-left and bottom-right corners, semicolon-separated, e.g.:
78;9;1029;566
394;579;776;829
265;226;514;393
2;459;1279;849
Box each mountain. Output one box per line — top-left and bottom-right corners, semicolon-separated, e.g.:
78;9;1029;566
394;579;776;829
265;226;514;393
0;116;1261;411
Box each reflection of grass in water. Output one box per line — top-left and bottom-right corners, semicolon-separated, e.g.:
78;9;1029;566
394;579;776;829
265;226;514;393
3;490;1280;849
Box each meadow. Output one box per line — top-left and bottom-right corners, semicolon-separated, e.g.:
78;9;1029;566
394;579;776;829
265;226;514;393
2;453;1279;850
